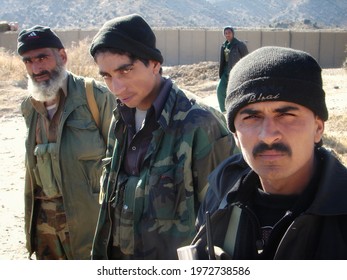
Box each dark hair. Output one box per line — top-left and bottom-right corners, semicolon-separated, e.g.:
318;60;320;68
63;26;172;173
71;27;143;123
223;26;234;34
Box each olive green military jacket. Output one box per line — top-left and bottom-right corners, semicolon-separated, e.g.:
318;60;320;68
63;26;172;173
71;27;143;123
21;72;115;259
92;80;236;259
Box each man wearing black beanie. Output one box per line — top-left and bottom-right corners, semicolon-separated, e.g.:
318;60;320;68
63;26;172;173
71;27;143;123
216;26;248;113
17;25;115;260
89;14;236;260
187;46;347;260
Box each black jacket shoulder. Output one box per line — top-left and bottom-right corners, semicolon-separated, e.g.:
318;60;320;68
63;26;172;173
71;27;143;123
196;153;250;227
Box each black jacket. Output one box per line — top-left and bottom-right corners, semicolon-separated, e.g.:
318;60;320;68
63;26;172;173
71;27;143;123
218;38;248;78
193;148;347;259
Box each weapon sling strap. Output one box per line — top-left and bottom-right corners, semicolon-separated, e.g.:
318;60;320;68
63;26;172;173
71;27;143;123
84;78;101;129
218;170;249;257
222;205;242;257
194;198;242;259
191;168;249;259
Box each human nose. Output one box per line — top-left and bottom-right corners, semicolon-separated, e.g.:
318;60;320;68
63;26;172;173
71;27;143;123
258;117;281;144
109;77;126;95
31;60;43;75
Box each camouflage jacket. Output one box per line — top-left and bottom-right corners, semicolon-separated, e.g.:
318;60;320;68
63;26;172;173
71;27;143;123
92;79;235;260
21;72;115;259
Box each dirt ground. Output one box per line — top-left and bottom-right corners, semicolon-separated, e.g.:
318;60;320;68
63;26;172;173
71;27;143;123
0;62;346;260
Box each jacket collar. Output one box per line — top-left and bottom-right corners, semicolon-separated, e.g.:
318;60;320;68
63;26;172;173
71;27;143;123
306;147;347;215
211;148;347;216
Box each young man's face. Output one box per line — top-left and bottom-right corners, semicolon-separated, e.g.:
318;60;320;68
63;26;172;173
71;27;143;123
233;101;324;195
95;52;161;110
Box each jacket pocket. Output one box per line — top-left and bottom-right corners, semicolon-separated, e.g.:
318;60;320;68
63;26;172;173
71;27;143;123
65;119;105;160
33;143;60;198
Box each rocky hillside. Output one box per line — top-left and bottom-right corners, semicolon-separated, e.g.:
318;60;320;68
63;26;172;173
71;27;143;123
1;0;346;30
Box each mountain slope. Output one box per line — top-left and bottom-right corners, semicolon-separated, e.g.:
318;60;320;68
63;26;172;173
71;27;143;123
1;0;346;30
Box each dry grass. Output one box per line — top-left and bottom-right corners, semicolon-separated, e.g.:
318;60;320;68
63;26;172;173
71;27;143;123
0;47;27;82
323;114;347;164
65;38;101;80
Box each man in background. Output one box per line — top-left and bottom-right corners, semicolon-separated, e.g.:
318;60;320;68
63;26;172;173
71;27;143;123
217;26;248;113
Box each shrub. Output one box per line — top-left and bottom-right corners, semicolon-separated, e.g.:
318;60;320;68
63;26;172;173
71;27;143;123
66;38;101;80
0;48;27;81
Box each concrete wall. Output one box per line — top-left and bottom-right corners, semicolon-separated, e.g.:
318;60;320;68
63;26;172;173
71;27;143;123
1;28;346;68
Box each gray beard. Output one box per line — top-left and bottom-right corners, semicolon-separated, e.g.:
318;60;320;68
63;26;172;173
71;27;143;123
28;65;67;103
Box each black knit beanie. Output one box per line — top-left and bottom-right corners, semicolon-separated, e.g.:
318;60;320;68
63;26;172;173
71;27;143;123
226;46;328;132
17;25;64;55
90;14;163;64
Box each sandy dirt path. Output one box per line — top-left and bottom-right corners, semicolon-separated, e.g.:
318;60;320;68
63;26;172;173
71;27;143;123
0;115;27;259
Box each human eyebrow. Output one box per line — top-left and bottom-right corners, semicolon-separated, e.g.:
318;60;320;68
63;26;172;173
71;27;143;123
99;63;135;78
116;63;134;72
238;108;259;115
22;53;49;63
274;106;299;114
99;63;134;77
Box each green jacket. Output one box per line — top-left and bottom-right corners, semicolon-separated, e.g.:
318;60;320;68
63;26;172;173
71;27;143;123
21;72;115;259
92;80;236;259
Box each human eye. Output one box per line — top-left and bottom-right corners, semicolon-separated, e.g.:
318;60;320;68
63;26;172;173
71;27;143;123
276;106;299;118
22;58;32;64
120;64;134;74
37;54;49;62
238;108;262;122
277;111;297;120
280;112;295;117
100;73;111;80
243;113;260;120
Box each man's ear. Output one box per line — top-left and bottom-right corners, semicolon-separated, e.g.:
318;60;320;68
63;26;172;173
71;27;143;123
232;132;241;148
59;49;68;64
151;60;161;74
314;116;325;144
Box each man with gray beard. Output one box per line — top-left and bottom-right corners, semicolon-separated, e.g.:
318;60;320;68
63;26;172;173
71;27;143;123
17;25;116;259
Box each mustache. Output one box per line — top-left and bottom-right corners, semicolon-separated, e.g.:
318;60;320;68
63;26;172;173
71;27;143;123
252;142;292;157
32;70;50;78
